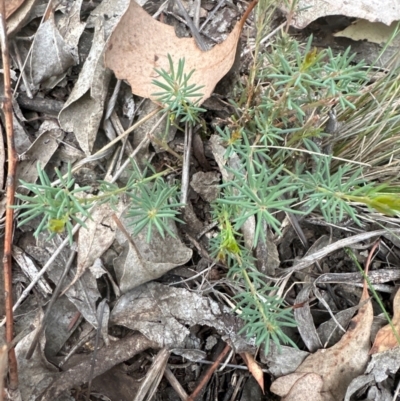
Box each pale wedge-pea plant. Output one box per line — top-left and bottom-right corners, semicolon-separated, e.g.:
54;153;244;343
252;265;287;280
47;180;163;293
15;162;183;245
14;32;400;354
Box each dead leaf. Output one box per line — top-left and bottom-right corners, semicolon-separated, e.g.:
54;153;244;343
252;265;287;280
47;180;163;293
6;0;26;19
39;334;157;401
271;285;373;401
262;344;309;377
105;0;257;105
61;201;121;294
30;12;76;86
370;287;400;354
114;214;192;293
111;282;255;352
280;0;400;29
15;312;59;401
240;352;264;392
16;120;64;193
334;19;398;45
59;0;130;155
57;0;86;64
7;0;37;37
12;245;52;296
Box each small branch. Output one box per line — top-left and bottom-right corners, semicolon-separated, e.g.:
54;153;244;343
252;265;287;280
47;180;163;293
0;0;19;390
187;343;231;401
180;122;192;205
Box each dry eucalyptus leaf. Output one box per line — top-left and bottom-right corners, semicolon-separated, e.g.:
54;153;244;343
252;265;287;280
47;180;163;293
271;285;373;401
6;0;26;18
12;245;52;296
57;0;86;64
105;0;257;105
59;0;129;155
40;334;157;401
114;215;192;293
15;312;58;401
64;202;121;293
344;348;400;401
43;296;81;357
7;0;37;37
16;120;64;192
273;372;325;401
261;344;309;377
30;13;76;86
111;282;254;352
370;287;400;354
280;0;400;29
240;352;264;392
334;20;398;45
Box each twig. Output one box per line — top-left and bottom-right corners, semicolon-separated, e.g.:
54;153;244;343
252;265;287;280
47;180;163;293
187;343;231;401
0;0;19;390
180;122;192;205
285;228;400;273
174;0;207;51
164;367;188;401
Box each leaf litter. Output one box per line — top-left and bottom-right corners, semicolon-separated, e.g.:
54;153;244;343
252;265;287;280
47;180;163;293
3;0;400;400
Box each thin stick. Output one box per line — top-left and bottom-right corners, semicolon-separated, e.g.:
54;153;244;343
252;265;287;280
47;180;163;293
0;0;19;390
180;122;192;205
187;343;231;401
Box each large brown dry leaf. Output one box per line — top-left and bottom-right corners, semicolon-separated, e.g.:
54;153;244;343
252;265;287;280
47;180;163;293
280;0;400;29
105;0;257;105
370;287;400;354
270;286;373;401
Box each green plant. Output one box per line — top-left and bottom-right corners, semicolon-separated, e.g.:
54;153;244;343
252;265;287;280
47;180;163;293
210;204;297;353
126;177;184;242
15;30;400;356
15;163;92;242
152;54;206;124
14;162;179;244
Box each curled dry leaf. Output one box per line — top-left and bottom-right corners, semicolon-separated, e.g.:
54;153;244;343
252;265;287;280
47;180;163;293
370;287;400;354
240;352;264;393
280;0;400;29
334;20;398;45
270;285;373;401
105;0;258;105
